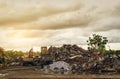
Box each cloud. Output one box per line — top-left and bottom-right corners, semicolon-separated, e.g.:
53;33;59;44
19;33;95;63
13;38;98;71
0;0;119;31
0;29;120;51
0;0;82;25
91;30;120;43
1;0;119;31
0;28;88;50
0;0;120;51
17;10;92;30
89;17;120;31
6;30;45;38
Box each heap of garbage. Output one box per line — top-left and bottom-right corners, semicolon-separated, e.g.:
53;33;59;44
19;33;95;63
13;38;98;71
46;44;120;74
48;44;88;61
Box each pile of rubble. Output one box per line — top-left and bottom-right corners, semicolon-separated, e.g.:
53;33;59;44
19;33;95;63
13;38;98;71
46;44;120;74
48;44;88;61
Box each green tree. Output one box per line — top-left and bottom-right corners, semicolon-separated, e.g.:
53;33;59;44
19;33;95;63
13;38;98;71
87;34;108;53
5;50;24;60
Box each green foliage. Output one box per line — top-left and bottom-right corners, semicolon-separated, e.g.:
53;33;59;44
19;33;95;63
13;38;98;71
103;49;116;55
0;48;24;63
0;47;4;58
5;50;24;59
87;34;108;53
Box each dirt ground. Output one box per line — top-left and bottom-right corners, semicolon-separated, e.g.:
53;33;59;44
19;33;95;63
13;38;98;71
0;66;120;79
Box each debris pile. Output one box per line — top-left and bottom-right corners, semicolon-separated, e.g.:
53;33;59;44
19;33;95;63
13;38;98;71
48;44;88;61
46;44;120;74
49;61;71;71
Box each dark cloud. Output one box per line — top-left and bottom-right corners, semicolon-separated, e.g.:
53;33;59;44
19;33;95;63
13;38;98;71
0;0;120;32
0;1;82;25
92;17;120;31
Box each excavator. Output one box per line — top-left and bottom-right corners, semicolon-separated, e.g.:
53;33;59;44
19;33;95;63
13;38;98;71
22;48;37;66
22;47;53;67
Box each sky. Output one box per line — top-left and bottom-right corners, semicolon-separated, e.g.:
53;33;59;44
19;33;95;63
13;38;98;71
0;0;120;51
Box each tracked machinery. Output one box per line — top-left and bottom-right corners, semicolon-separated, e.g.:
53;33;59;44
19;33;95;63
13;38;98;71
22;47;53;67
22;48;38;66
39;47;53;68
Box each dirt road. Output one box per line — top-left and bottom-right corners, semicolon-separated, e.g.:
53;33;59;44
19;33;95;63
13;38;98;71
0;66;120;79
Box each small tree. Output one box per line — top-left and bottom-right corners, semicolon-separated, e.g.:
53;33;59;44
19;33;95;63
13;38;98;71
87;34;108;53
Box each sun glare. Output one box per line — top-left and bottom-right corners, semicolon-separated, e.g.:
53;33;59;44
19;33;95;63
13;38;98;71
33;46;40;52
